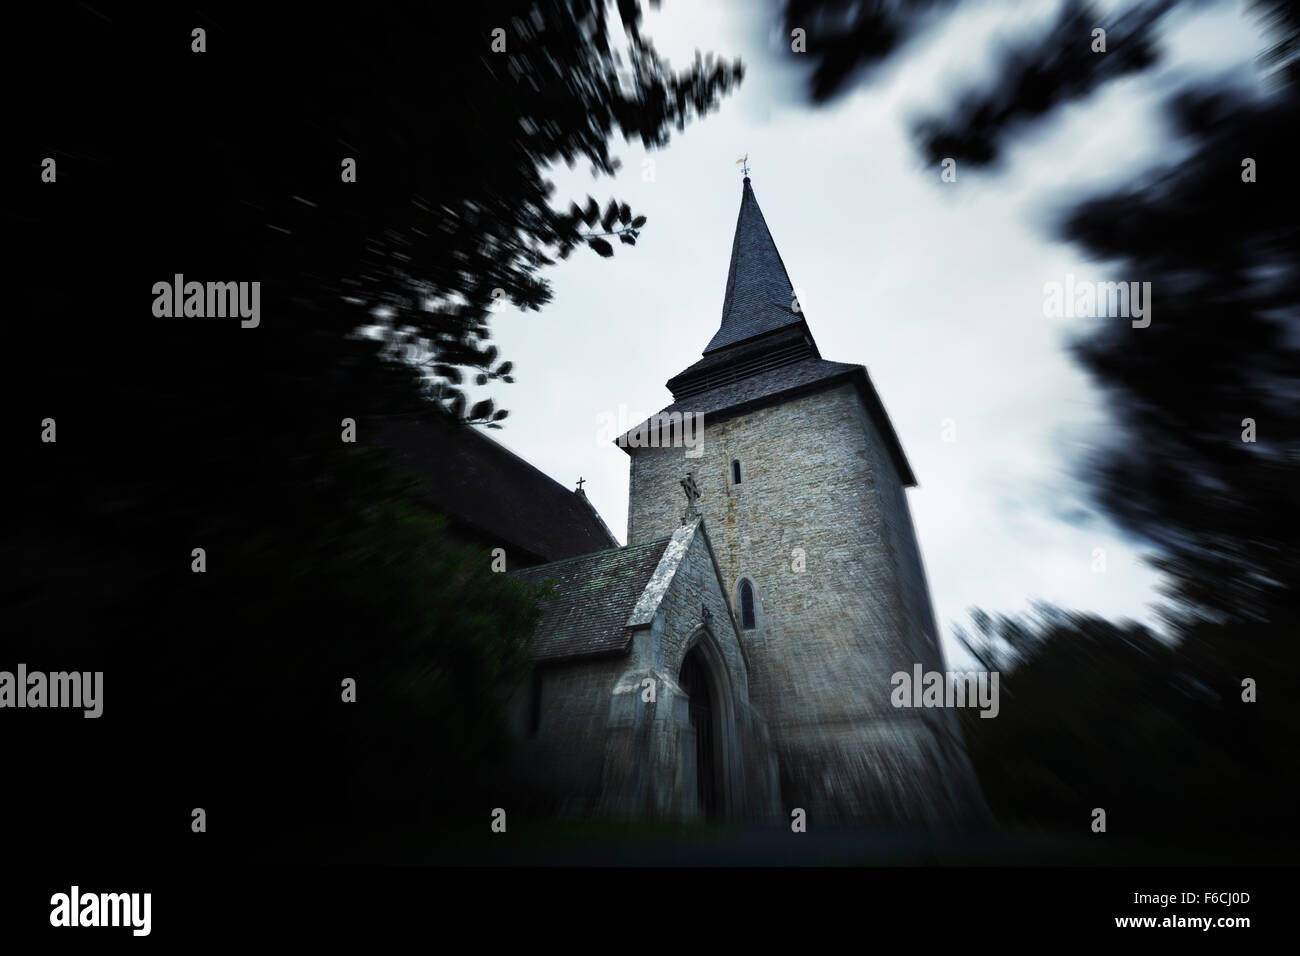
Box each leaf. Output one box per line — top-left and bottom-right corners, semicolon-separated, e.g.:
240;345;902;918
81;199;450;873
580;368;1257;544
583;197;599;225
433;364;462;384
483;345;498;365
469;399;495;420
631;215;647;228
475;373;488;385
493;409;509;420
619;233;635;245
619;203;631;225
496;361;513;375
601;199;619;232
502;375;515;383
588;237;614;257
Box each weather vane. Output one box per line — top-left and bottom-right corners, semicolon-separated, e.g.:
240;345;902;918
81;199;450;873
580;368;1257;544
736;153;750;177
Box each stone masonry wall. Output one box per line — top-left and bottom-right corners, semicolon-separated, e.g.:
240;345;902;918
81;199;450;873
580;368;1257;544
643;526;780;822
851;394;986;808
498;655;626;817
626;383;983;826
600;525;780;822
499;526;780;823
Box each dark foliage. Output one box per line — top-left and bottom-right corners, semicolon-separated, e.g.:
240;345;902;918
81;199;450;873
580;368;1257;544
958;605;1299;856
784;0;1300;854
783;0;959;103
1060;81;1300;624
5;1;740;862
913;0;1166;167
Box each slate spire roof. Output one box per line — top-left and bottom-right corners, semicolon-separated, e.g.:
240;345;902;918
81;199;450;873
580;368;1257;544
705;177;804;353
614;173;919;488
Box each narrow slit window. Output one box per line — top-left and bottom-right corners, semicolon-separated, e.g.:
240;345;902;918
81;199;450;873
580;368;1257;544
731;459;742;485
739;579;756;630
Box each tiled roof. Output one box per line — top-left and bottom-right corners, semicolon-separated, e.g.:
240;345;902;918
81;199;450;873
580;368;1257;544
509;536;674;662
376;414;618;565
705;178;803;353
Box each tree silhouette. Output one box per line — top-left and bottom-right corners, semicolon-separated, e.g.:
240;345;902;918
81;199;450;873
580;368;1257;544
8;1;742;862
784;0;1300;856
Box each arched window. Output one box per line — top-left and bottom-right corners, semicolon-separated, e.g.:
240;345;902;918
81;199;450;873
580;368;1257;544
739;579;756;630
731;459;742;485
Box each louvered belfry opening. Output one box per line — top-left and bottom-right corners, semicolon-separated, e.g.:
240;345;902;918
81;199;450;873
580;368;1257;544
679;646;718;819
669;335;815;401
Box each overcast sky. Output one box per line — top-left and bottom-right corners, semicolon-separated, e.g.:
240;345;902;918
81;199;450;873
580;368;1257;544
475;0;1265;662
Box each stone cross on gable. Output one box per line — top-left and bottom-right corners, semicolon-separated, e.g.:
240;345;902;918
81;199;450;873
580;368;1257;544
680;473;702;524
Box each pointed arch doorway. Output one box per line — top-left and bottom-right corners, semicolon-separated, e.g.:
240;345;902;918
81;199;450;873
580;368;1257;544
679;643;720;819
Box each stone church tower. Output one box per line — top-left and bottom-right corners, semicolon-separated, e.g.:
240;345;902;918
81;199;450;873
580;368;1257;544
619;176;986;827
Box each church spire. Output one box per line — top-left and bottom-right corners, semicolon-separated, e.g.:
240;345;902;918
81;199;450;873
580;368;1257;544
705;176;803;353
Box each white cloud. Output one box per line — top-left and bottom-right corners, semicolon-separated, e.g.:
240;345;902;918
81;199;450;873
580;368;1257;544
482;0;1263;659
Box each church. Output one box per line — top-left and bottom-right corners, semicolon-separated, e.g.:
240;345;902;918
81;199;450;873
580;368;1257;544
395;175;986;828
